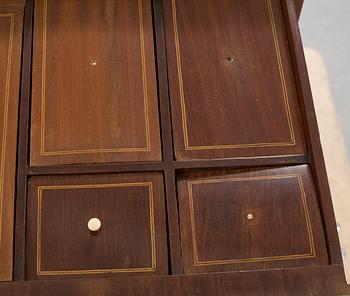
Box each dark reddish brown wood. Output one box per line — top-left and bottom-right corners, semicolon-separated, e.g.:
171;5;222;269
30;0;162;165
281;0;343;265
0;0;25;4
151;0;182;274
13;0;33;281
177;165;328;274
0;265;349;296
294;0;304;19
6;0;345;293
0;3;24;281
26;173;168;280
28;162;165;176
174;154;309;170
163;0;307;160
26;155;310;176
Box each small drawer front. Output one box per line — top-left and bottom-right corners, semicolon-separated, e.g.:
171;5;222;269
177;165;328;274
26;173;168;280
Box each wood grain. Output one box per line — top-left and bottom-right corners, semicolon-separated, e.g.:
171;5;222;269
13;0;33;280
152;0;182;274
5;0;347;293
0;0;25;5
294;0;304;18
177;165;328;273
30;0;162;165
163;0;307;160
0;5;23;281
0;265;349;296
26;173;168;280
281;0;343;265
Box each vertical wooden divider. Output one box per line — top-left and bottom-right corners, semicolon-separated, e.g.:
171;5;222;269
152;0;182;274
14;0;33;281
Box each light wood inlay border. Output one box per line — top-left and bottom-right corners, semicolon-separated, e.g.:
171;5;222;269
36;182;157;276
187;174;316;267
39;0;152;156
171;0;296;150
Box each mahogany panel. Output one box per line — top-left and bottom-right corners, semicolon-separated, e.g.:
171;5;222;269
177;165;328;273
26;173;168;280
30;0;162;165
0;5;23;281
163;0;307;160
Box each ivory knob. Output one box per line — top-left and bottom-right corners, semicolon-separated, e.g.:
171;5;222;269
88;218;102;232
247;213;254;220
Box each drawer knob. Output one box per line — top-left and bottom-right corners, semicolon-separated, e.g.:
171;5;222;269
246;213;254;220
227;56;235;63
88;218;102;232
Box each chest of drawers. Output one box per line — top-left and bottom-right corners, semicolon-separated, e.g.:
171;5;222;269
0;0;349;294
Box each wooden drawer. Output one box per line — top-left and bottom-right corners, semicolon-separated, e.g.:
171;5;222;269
26;173;168;280
163;0;307;160
177;165;328;273
30;0;162;165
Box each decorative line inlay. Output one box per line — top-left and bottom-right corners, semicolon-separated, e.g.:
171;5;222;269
0;13;15;249
40;0;152;155
171;0;296;150
187;174;316;267
36;182;157;276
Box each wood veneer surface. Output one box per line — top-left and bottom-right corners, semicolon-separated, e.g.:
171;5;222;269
26;173;168;280
0;5;23;281
30;0;162;165
164;0;307;160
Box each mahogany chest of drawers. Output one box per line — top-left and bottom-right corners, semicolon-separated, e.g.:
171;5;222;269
0;0;349;294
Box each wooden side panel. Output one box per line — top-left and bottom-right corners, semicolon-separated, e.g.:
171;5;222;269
30;0;162;165
294;0;304;19
0;6;23;281
177;165;328;273
26;173;168;280
281;0;343;265
163;0;307;160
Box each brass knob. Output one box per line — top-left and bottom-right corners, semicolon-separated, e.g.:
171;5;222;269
227;56;235;63
247;213;254;221
88;218;102;232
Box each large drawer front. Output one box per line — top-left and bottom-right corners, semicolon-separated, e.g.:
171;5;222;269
177;165;328;273
163;0;306;160
26;173;168;280
30;0;162;165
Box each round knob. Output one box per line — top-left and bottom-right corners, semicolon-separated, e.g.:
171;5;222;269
88;218;102;232
247;213;254;221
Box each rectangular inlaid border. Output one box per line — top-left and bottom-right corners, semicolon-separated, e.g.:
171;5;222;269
187;174;316;266
171;0;296;150
39;0;152;155
0;13;14;249
36;182;157;276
